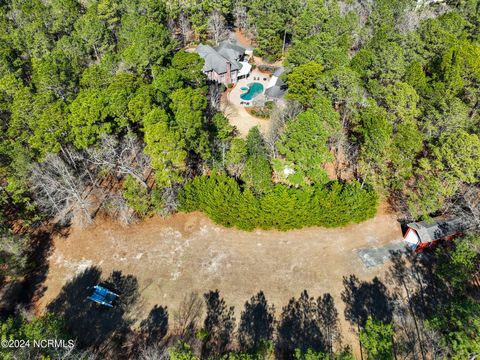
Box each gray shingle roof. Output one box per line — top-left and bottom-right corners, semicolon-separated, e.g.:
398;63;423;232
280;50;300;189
265;85;286;98
407;218;464;243
196;44;216;58
196;42;244;75
273;66;285;77
275;77;286;87
265;73;287;98
216;42;245;60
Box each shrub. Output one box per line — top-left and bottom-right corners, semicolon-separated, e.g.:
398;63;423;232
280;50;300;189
265;101;275;109
249;106;272;118
178;174;378;231
258;65;276;73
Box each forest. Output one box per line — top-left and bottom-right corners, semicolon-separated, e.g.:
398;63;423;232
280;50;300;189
1;0;480;229
0;0;479;358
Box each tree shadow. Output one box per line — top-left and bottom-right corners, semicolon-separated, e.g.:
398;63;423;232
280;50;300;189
1;220;73;318
318;293;340;355
386;243;479;359
202;290;236;358
276;290;325;359
19;230;53;307
0;229;54;318
140;305;169;346
102;304;170;360
388;249;449;321
103;270;140;312
341;275;393;329
237;290;275;353
47;266;139;349
387;250;434;359
173;291;204;340
0;281;26;318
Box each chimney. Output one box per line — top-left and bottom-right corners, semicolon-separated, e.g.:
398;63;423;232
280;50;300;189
225;61;231;85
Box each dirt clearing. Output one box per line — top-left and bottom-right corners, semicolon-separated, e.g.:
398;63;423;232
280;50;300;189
38;208;402;349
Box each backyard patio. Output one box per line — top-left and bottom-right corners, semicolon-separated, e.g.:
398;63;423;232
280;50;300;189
228;69;271;107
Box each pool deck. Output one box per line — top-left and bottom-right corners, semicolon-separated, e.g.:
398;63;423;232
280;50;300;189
228;69;271;106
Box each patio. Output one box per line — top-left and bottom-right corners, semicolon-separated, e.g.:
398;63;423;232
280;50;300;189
228;69;271;107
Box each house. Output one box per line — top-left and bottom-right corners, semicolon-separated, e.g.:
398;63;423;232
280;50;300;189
265;67;287;101
404;217;464;252
196;41;251;85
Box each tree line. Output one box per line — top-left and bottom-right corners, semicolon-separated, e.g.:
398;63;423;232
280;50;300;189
179;173;377;230
0;0;478;228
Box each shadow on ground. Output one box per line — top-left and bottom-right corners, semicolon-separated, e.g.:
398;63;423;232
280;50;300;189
47;266;147;350
342;275;393;329
0;224;64;317
238;291;275;353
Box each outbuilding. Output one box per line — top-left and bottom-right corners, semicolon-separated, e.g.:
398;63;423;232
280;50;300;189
265;66;287;101
404;217;464;252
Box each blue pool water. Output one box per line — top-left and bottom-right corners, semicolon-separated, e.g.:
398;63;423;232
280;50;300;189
240;82;264;100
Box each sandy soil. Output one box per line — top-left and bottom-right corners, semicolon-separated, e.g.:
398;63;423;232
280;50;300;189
38;208;402;352
222;92;271;137
234;30;255;49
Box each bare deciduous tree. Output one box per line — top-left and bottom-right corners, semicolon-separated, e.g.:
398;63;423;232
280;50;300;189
0;231;28;261
31;153;93;225
208;10;226;46
209;83;222;111
103;193;135;225
0;229;29;279
162;186;178;216
179;12;192;46
338;0;373;25
137;345;169;360
447;184;480;232
52;347;97;360
233;5;248;31
396;6;447;34
85;134;151;188
9;346;97;360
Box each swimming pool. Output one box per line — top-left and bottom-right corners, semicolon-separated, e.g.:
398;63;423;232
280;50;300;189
240;82;264;101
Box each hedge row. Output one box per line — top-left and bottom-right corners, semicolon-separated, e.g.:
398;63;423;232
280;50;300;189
178;174;378;231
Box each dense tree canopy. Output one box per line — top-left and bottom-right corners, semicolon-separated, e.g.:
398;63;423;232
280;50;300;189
0;1;479;359
0;0;478;226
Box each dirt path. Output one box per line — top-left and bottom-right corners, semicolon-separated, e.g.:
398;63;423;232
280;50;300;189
38;208;402;352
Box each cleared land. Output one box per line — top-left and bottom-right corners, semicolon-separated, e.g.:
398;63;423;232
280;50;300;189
37;207;402;350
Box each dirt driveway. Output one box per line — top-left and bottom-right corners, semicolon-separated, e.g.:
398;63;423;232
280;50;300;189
38;208;402;350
